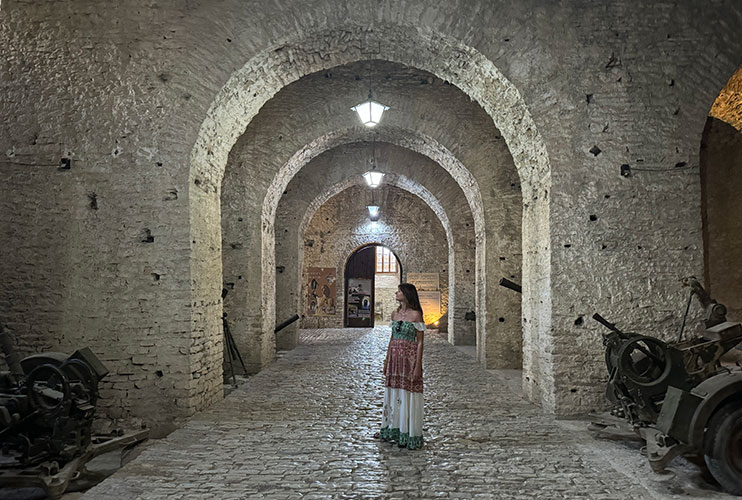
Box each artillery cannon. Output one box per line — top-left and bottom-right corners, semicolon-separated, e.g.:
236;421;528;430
499;277;742;495
592;278;742;495
0;326;148;498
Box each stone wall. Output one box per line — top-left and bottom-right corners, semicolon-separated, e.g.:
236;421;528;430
300;185;448;329
1;1;740;430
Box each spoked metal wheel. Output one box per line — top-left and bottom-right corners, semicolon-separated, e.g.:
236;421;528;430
704;399;742;495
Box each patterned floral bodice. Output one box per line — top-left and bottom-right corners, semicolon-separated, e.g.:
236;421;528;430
390;320;426;342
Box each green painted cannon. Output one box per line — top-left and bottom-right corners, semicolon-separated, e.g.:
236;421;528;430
593;278;742;495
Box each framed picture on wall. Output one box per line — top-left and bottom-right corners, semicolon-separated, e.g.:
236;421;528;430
307;267;336;316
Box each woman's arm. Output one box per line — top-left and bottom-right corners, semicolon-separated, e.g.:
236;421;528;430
384;311;396;375
412;312;424;381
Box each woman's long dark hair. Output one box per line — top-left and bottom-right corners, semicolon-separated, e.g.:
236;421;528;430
397;283;424;315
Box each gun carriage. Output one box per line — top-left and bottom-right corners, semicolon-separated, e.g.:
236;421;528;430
0;327;148;498
499;277;742;495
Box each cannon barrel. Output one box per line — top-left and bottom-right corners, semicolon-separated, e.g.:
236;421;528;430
498;278;522;294
275;314;300;333
592;313;630;339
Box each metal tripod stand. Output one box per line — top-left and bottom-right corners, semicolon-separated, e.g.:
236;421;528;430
223;311;247;387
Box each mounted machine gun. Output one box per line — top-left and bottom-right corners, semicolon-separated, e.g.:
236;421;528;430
499;277;742;495
592;278;742;495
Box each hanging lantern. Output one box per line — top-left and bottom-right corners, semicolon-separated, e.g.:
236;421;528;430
363;171;385;188
351;98;389;127
367;205;381;221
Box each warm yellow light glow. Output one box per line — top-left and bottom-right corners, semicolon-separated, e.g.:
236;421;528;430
423;313;443;327
710;66;742;131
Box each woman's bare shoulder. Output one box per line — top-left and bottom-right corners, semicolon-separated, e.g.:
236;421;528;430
391;310;397;321
412;310;423;322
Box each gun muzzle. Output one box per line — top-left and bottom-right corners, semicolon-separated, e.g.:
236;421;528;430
275;314;300;333
499;278;522;294
592;313;629;339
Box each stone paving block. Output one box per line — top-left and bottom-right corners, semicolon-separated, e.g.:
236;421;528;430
80;328;733;500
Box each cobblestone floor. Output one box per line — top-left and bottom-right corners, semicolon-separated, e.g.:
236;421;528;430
79;328;734;500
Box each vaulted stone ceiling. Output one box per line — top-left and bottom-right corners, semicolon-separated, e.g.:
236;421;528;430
221;59;522;370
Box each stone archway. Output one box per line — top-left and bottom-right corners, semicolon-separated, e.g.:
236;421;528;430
222;127;488;376
295;173;455;338
193;23;551;410
264;130;489;362
300;183;449;333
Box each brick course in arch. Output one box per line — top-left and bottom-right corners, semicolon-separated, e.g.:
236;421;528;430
271;142;481;354
191;24;550;190
295;173;454;331
201;26;547;413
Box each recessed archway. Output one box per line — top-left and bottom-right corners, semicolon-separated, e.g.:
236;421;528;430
263;130;503;363
300;183;449;334
296;173;455;336
267;139;482;353
198;23;551;410
342;243;403;328
701;66;742;329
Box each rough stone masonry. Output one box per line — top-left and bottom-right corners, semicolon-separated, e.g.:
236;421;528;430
0;1;740;436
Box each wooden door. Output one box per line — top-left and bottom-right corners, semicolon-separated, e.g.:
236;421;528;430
345;245;376;327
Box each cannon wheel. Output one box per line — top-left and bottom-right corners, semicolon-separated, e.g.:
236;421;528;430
704;399;742;495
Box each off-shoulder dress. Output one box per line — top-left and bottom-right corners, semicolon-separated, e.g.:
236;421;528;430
380;320;425;449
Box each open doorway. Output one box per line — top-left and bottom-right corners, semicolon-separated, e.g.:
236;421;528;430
373;246;402;325
344;244;401;327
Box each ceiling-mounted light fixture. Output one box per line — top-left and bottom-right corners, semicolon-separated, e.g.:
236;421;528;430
367;204;381;221
351;93;389;128
366;178;381;222
363;138;385;188
363;171;384;188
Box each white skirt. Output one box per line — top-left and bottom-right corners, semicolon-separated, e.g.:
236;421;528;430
380;387;424;449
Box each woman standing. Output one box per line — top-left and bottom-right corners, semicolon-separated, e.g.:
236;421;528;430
378;283;425;449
